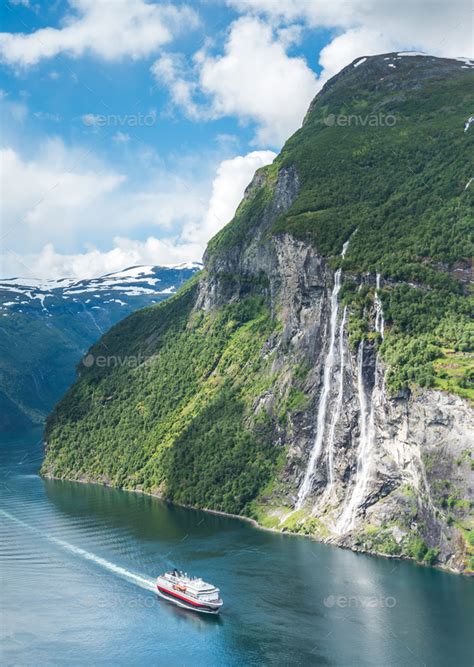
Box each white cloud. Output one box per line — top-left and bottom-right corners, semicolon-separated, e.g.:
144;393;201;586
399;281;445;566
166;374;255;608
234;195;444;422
113;131;130;143
182;149;276;245
318;27;398;81
152;16;318;146
1;140;275;278
229;0;474;62
151;53;203;120
0;142;125;238
0;90;28;124
199;18;318;145
0;0;199;67
3;237;203;279
226;0;359;27
0;138;209;268
191;0;471;144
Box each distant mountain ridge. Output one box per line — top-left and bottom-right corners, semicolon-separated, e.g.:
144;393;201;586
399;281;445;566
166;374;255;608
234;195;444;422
0;263;201;432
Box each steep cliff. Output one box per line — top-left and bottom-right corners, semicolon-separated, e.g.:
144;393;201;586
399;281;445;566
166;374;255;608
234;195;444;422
43;54;474;573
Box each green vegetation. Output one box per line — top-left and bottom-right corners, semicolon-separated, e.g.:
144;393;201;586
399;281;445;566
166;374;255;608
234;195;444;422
423;547;440;565
272;71;473;274
206;60;473;399
434;351;474;401
206;177;274;261
44;285;290;515
0;267;197;432
43;56;473;553
356;524;402;557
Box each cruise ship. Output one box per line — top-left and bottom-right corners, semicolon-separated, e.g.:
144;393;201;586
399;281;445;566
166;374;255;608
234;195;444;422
156;569;223;614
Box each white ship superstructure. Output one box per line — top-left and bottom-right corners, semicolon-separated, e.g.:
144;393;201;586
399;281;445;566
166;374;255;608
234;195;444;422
156;569;223;614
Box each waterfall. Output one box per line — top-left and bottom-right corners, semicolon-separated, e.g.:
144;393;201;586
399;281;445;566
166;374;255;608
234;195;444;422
341;237;351;258
326;306;347;492
295;232;354;510
374;273;384;339
295;268;342;509
336;340;375;533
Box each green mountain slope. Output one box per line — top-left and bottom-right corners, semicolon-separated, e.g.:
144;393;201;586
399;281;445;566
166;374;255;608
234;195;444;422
208;53;473;395
0;265;199;432
43;54;473;570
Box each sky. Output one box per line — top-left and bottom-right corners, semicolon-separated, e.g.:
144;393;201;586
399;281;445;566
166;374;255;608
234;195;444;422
1;0;472;279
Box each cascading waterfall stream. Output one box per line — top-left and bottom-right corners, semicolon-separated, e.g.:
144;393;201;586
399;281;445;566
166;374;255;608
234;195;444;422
295;269;341;509
295;236;352;510
374;273;384;339
336;340;376;533
326;306;347;493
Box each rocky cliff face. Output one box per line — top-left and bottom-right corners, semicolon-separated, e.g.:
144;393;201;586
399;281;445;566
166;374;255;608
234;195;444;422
43;53;474;573
195;161;473;573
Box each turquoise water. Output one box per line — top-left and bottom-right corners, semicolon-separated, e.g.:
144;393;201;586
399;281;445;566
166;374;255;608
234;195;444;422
1;430;473;666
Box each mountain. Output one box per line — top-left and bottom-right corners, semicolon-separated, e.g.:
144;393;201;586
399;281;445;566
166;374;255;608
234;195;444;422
43;53;473;573
0;263;201;431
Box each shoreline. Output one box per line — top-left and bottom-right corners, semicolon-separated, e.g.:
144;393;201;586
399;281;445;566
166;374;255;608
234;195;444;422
42;471;469;577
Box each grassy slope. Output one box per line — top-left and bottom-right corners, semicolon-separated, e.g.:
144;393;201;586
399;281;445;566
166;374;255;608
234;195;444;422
44;55;473;516
208;57;473;397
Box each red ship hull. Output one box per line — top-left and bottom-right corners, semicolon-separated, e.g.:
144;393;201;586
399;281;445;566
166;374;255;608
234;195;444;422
156;585;221;614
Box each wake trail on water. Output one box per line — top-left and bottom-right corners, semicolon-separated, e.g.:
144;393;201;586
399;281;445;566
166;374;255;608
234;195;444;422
0;509;155;593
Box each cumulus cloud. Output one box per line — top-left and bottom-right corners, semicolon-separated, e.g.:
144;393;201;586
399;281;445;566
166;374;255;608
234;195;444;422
3;237;203;280
182;149;276;245
151;53;203;120
1;141;275;278
152;17;318;146
0;138;207;273
229;0;474;66
0;0;199;67
0;143;124;235
199;18;318;145
152;0;472;146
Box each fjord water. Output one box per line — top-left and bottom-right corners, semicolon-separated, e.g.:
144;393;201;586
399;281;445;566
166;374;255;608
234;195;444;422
1;431;473;666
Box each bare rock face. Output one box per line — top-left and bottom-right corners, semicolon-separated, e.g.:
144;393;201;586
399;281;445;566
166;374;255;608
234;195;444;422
197;165;473;573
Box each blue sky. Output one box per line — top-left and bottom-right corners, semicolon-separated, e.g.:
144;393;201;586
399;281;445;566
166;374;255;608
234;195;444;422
1;0;472;278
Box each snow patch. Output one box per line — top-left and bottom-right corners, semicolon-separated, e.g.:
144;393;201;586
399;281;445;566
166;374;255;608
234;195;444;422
353;57;367;68
104;265;157;280
397;51;427;57
165;261;203;270
455;57;474;67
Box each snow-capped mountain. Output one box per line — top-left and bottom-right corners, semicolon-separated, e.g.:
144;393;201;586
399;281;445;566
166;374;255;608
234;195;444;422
0;263;202;315
0;263;201;432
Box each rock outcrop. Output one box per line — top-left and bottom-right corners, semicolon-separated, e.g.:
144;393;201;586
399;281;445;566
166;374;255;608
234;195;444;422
43;53;474;573
197;167;474;571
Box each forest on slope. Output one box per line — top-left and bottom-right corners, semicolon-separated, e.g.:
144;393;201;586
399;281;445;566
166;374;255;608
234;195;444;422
43;54;473;528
